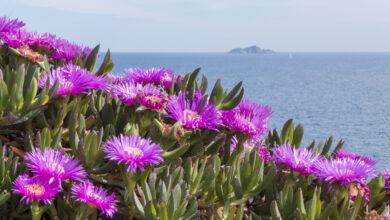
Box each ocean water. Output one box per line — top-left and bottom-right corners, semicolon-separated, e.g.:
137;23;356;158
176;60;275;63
103;52;390;171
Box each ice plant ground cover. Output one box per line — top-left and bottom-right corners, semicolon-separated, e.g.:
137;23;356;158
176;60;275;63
0;16;390;220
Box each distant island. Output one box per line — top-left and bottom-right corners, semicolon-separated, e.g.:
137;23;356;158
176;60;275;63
228;45;275;54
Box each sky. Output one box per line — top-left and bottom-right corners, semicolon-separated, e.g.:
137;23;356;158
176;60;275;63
1;0;390;52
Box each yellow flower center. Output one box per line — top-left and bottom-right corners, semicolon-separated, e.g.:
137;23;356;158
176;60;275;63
294;154;300;165
124;147;144;157
183;110;200;121
51;163;65;175
87;191;103;200
63;81;75;89
145;95;162;104
26;184;45;196
86;191;103;209
160;74;171;82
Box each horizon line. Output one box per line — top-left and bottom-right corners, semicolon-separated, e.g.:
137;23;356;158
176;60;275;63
106;51;390;53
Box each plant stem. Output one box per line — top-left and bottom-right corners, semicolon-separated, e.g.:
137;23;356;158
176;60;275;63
120;165;137;195
30;201;42;220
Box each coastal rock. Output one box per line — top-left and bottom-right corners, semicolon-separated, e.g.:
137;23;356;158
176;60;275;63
228;45;275;54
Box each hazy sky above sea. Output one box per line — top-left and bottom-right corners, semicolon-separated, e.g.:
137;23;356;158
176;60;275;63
1;0;390;52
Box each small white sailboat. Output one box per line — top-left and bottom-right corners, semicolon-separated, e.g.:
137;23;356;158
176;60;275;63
289;53;293;60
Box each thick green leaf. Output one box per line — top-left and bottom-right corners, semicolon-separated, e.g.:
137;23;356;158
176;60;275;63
297;188;307;216
321;136;333;155
163;144;190;160
219;87;244;110
0;192;11;206
187;68;200;99
41;127;51;149
292;124;304;148
222;81;242;104
233;177;243;199
84;45;100;71
308;187;319;220
133;191;145;217
200;75;208;93
271;200;282;220
281;119;293;144
96;49;113;76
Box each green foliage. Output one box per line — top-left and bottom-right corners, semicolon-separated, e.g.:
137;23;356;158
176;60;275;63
0;64;57;127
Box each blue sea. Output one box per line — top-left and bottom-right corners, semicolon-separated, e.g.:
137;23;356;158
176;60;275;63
104;52;390;171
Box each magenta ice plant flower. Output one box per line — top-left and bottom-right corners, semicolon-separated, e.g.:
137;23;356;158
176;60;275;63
39;64;107;96
13;174;60;204
112;68;181;89
272;143;321;176
104;134;163;173
25;32;57;50
349;182;370;205
256;142;271;162
1;29;30;48
106;68;182;90
336;149;376;166
313;157;376;186
137;84;169;110
0;16;25;35
159;71;175;89
24;148;86;184
72;180;118;218
165;90;222;130
222;98;272;138
110;81;142;105
230;137;271;162
50;37;91;62
106;72;134;85
0;16;90;62
129;68;173;85
106;73;126;85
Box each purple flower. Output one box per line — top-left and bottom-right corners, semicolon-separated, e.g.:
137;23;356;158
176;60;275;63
13;174;60;204
0;16;90;62
39;64;107;96
1;29;30;48
71;180;118;218
104;134;163;173
110;81;142;105
112;68;182;89
258;144;271;163
24;148;86;184
3;30;56;50
222;99;272;138
230;138;271;162
137;84;168;110
159;71;175;89
272;144;321;176
166;91;222;130
0;16;25;35
129;68;173;85
107;72;134;85
159;72;183;89
313;157;376;186
49;37;91;62
106;73;126;85
349;182;370;205
336;149;376;166
25;32;57;50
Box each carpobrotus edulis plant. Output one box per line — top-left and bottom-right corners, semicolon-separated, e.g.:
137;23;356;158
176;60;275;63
1;15;390;219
